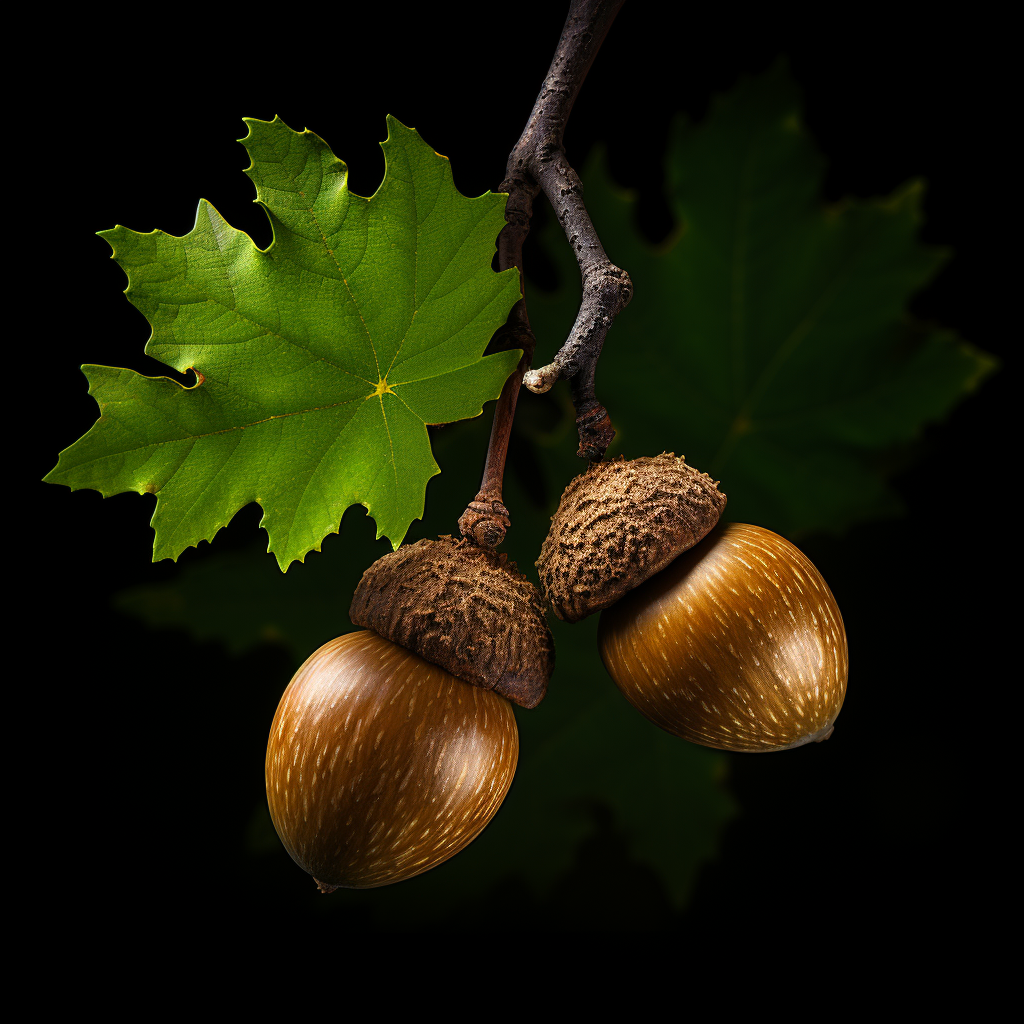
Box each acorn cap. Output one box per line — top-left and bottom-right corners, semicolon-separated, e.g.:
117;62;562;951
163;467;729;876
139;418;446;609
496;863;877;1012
536;453;727;622
349;536;554;709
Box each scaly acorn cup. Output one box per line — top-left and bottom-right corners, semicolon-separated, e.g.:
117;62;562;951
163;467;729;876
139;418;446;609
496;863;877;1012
350;536;554;709
538;455;848;752
266;536;553;890
266;631;518;890
536;453;728;623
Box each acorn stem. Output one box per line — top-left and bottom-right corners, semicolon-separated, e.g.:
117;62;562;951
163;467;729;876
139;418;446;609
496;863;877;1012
514;0;632;456
460;0;629;548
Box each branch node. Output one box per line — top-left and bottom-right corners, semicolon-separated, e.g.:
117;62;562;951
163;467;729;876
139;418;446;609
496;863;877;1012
523;365;560;394
459;496;511;549
575;399;615;461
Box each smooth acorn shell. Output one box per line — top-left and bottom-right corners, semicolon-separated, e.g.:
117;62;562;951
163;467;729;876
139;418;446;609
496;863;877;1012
599;524;848;752
266;630;518;889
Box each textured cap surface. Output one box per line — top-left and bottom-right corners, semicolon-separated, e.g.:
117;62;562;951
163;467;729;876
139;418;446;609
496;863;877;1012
536;454;727;622
350;536;554;708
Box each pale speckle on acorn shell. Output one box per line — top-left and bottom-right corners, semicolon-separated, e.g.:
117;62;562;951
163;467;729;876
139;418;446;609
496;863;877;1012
598;523;848;752
266;631;519;889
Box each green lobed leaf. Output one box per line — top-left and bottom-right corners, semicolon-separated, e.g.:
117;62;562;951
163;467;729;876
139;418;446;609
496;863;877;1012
46;116;522;568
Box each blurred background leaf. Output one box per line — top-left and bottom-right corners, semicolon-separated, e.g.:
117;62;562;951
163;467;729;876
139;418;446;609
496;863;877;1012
526;62;995;534
111;63;992;926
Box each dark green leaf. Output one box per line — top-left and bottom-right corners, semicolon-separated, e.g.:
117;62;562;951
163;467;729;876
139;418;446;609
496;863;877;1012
527;63;995;534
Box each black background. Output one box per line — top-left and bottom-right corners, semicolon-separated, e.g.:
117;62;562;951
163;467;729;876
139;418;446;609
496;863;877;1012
29;5;1008;946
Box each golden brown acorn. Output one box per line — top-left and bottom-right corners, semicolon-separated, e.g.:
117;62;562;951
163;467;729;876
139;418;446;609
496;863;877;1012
266;631;518;890
266;536;552;890
538;455;848;752
598;523;848;752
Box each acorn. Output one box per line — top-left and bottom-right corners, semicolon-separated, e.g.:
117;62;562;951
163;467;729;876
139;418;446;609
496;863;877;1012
538;455;848;752
266;536;554;889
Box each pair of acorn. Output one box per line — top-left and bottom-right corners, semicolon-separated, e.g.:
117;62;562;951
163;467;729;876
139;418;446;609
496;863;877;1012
266;454;849;891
